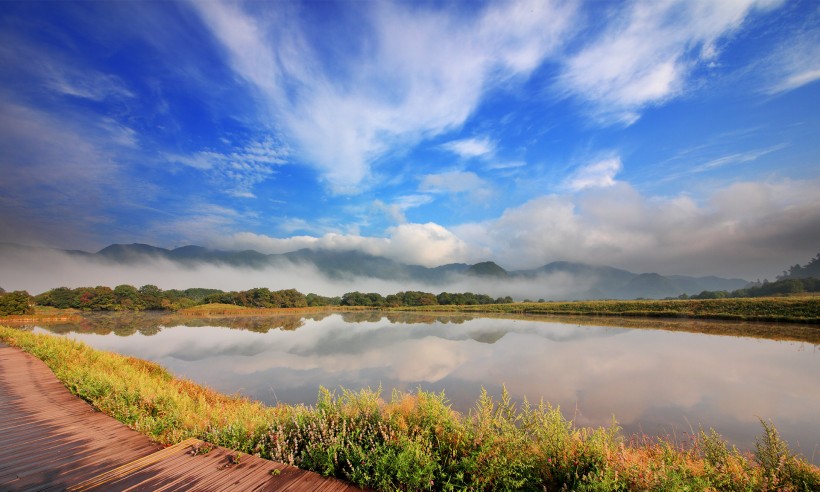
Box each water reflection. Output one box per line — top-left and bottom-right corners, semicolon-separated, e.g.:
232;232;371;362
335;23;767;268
29;312;820;462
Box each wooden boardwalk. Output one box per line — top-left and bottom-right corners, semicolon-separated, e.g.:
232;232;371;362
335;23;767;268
0;345;364;491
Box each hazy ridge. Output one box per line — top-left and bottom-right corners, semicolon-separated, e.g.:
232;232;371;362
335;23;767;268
1;242;747;300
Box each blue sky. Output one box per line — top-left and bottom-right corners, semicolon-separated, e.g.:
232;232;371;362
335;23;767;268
1;0;818;279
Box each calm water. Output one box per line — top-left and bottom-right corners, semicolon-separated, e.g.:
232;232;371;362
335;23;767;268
30;312;820;462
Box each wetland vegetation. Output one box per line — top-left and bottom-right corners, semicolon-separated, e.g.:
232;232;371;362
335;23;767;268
2;316;819;491
2;257;818;490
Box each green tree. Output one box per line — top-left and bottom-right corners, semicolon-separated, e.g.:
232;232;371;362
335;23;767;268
34;287;75;309
306;293;340;306
138;284;165;310
341;291;384;307
275;289;307;308
89;286;116;310
247;288;273;308
114;284;144;310
0;290;34;316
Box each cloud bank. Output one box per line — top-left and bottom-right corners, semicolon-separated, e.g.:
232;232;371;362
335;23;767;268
216;177;820;280
0;243;588;302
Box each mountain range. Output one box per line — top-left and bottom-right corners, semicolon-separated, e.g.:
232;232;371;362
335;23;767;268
28;242;749;300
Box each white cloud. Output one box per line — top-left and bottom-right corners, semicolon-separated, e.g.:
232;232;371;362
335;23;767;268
440;137;495;158
454;178;820;278
693;144;787;171
0;99;152;248
559;0;782;124
192;0;575;192
419;171;490;195
383;223;477;267
485;160;526;171
217;222;482;268
563;157;622;191
762;21;820;94
0;32;136;103
46;69;134;102
374;195;433;224
165;137;288;198
181;175;820;280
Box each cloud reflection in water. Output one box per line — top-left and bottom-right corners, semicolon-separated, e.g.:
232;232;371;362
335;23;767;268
49;314;819;461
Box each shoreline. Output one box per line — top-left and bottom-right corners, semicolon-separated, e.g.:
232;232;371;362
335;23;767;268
6;296;818;324
0;325;818;490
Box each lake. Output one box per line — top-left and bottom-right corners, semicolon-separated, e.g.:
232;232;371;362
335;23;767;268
27;311;820;463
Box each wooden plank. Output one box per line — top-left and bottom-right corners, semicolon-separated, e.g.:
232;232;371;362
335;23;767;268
66;438;201;491
0;345;368;491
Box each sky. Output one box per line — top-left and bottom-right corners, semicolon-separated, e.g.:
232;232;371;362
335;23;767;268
1;0;819;280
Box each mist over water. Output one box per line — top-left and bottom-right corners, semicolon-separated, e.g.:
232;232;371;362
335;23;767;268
31;313;820;464
0;245;593;300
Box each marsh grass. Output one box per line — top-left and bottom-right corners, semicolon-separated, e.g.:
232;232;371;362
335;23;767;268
177;303;371;317
1;326;818;491
397;297;820;323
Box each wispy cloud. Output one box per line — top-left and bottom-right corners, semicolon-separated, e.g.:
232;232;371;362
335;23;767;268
692;144;787;172
166;137;289;198
485;160;526;171
761;16;820;94
655;143;788;184
45;68;134;102
440;137;495;159
191;0;576;192
0;99;151;248
558;0;782;124
563;157;622;191
419;171;494;203
0;26;136;104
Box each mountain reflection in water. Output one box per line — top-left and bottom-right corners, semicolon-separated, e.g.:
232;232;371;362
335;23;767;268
27;312;820;463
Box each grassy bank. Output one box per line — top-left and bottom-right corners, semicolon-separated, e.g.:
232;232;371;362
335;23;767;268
176;303;372;317
0;305;83;324
1;326;818;491
395;297;820;323
10;297;819;324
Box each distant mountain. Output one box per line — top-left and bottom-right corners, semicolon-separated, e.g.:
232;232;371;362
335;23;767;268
1;242;749;300
623;273;678;299
97;243;273;268
467;261;508;277
666;275;750;294
98;243;169;262
282;248;414;279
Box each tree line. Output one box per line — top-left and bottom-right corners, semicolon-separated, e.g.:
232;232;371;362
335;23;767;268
677;277;820;300
339;291;513;307
0;284;514;315
673;253;820;300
